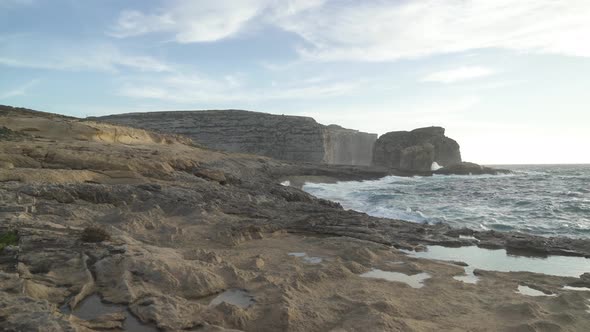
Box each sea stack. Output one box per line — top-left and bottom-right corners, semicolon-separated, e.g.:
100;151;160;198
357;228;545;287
372;126;461;172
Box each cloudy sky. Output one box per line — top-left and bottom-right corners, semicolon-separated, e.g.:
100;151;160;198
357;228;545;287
1;0;589;164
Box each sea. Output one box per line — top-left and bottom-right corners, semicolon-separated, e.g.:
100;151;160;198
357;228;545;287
302;164;590;239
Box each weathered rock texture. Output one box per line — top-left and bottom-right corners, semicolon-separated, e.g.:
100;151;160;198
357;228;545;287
2;105;590;332
97;110;377;166
372;126;462;172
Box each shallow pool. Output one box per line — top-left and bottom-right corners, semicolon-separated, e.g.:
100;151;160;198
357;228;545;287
402;245;589;278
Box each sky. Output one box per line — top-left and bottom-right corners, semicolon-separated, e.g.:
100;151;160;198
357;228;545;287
1;0;589;164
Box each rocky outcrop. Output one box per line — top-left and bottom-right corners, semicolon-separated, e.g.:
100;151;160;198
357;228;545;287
372;126;461;172
96;110;377;166
434;162;511;175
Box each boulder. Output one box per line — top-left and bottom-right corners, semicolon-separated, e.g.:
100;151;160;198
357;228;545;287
372;126;461;172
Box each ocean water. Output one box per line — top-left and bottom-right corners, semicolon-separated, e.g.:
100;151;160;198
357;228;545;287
302;165;590;239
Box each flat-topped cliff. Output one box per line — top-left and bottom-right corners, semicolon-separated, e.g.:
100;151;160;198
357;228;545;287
323;125;377;166
97;110;377;166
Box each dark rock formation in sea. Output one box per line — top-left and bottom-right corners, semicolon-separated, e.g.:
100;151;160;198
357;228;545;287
372;126;462;172
96;110;378;166
434;162;511;175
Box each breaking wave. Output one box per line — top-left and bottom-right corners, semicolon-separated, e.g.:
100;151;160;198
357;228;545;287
302;164;590;238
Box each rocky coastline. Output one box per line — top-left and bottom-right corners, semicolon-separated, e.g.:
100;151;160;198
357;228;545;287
1;105;589;332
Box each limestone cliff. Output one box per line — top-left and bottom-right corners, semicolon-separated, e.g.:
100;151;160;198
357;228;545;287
97;110;377;166
372;126;461;172
322;125;377;166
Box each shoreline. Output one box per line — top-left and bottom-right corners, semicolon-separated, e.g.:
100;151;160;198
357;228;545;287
282;169;590;258
1;109;589;331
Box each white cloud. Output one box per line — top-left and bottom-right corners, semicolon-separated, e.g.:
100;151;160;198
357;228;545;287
0;44;171;73
110;0;260;42
118;71;363;104
281;0;590;61
109;0;325;43
111;0;590;60
0;79;39;99
421;66;495;84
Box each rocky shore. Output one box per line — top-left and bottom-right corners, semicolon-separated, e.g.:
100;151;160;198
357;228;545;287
1;105;589;331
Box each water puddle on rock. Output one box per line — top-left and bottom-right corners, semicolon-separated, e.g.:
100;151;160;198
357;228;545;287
209;289;255;308
402;245;590;279
563;286;590;292
453;266;479;284
288;252;323;264
459;235;480;241
64;294;158;332
516;285;556;297
360;269;430;288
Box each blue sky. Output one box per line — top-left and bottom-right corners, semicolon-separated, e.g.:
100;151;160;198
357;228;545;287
1;0;589;164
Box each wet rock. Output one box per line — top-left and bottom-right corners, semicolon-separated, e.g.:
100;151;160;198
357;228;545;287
434;162;511;175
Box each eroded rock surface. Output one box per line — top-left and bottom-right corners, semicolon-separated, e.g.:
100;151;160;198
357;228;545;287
1;106;589;332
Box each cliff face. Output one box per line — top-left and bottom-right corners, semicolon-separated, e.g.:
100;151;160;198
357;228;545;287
97;110;377;166
322;125;377;166
372;126;462;172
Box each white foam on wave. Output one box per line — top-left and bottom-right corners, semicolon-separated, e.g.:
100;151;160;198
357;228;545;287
303;175;430;223
431;172;517;179
302;165;590;237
